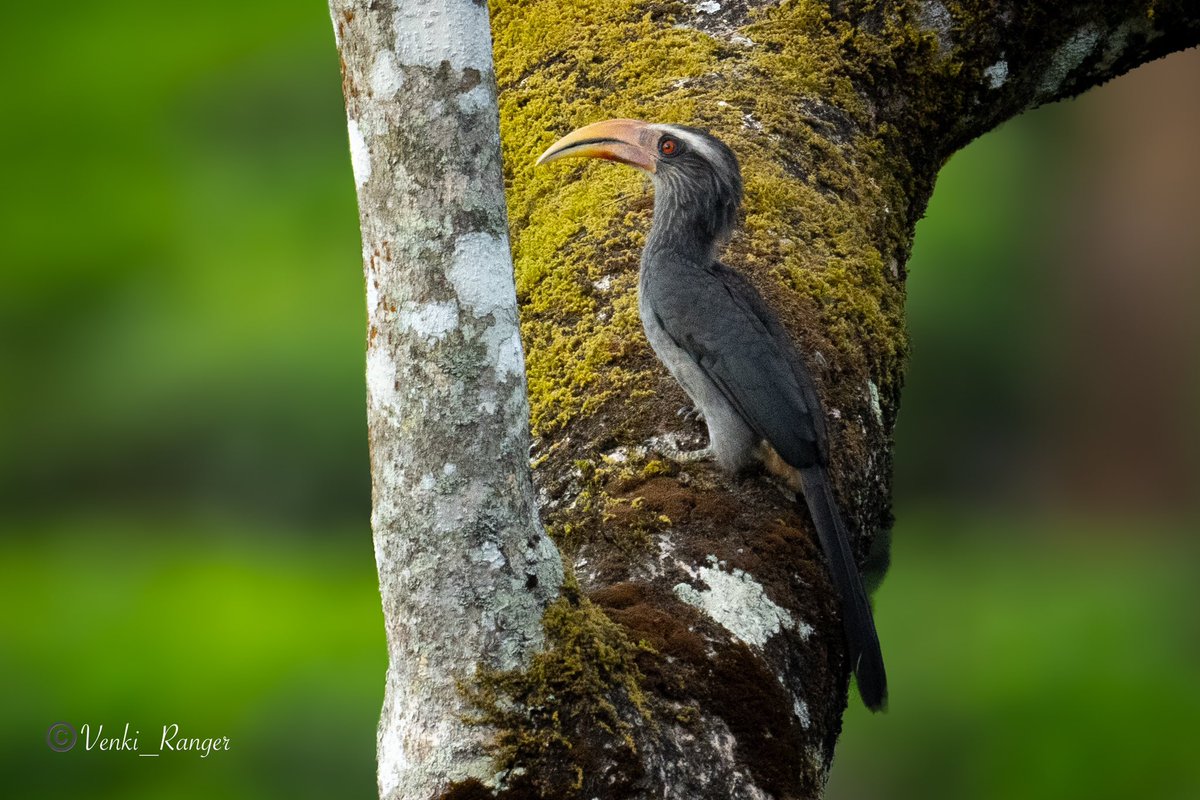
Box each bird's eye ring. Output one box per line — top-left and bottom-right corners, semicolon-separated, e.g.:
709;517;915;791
658;136;680;157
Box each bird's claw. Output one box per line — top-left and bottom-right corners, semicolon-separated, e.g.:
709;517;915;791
675;405;705;424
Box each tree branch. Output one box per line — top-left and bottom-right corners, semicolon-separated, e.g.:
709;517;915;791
840;1;1200;179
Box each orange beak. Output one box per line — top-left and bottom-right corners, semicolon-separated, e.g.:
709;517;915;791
535;118;657;173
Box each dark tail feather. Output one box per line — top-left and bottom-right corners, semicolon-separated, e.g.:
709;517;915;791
799;466;888;711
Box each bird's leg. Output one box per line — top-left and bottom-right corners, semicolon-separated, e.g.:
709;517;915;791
649;432;714;464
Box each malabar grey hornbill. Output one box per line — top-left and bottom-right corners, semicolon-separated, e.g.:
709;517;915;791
537;118;887;711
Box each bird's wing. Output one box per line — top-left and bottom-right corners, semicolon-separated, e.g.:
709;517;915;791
649;259;886;710
654;259;827;467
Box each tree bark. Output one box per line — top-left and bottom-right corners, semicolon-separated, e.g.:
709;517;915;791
328;2;564;798
331;1;1200;798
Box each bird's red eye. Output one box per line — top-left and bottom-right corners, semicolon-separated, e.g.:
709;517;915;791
658;137;679;157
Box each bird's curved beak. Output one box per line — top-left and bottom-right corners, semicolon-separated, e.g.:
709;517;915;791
535;118;657;173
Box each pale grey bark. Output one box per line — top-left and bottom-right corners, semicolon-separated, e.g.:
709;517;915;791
328;2;563;798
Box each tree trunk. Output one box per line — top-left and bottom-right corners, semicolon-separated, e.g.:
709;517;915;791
328;2;564;797
330;1;1200;798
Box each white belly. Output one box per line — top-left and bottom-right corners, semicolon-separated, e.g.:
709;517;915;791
638;291;759;472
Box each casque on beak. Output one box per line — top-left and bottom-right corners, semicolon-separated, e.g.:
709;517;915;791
535;118;657;173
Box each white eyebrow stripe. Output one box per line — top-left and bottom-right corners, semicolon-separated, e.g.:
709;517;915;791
651;124;722;165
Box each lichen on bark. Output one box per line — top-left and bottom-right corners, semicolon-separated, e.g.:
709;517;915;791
331;2;567;798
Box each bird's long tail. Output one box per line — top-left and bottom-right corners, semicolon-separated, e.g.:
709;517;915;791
798;465;888;711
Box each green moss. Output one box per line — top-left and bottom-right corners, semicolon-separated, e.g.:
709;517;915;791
492;0;722;436
492;0;946;442
463;576;652;798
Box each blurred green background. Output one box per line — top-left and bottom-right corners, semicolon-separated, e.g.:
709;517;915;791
0;3;1196;798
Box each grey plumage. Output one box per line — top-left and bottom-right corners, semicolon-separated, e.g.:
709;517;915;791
538;119;887;711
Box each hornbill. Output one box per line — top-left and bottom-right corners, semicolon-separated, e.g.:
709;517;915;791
537;119;887;711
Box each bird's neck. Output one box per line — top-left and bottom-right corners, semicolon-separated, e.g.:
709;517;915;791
644;195;717;265
644;180;735;267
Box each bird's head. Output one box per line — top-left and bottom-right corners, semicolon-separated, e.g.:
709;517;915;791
537;118;743;248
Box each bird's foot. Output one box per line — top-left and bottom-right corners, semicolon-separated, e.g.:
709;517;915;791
649;432;714;464
676;405;705;424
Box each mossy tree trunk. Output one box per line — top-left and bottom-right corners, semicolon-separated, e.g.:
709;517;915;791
332;1;1200;799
